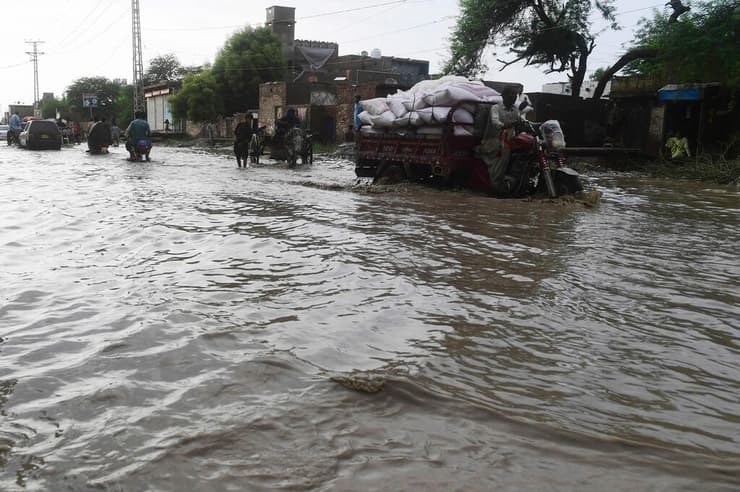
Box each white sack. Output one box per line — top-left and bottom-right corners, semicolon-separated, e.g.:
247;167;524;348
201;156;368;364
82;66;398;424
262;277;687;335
361;97;390;116
387;97;409;118
358;111;373;125
408;112;424;127
424;83;502;106
453;125;475;136
415;107;436;125
360;126;386;134
370;110;396;128
393;114;412;127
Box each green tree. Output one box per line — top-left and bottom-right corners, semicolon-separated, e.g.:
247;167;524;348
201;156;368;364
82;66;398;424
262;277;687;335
65;77;130;122
626;0;739;86
589;67;607;82
591;0;736;99
444;0;618;98
169;71;223;123
114;85;134;127
40;97;70;119
211;26;287;113
143;53;183;85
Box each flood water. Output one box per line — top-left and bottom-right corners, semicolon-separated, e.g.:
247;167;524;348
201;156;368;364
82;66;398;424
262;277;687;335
0;143;738;491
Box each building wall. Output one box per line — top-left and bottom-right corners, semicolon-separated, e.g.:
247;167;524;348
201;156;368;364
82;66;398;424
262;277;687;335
259;82;288;135
527;93;609;147
145;95;176;132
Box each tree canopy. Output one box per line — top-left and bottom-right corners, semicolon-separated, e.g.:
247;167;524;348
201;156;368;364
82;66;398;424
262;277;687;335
169;71;223;124
143;53;184;85
444;0;618;97
625;0;739;88
211;26;287;113
63;77;132;123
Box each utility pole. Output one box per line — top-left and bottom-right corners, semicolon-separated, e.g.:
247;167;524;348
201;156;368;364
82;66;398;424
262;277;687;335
131;0;145;113
25;40;45;116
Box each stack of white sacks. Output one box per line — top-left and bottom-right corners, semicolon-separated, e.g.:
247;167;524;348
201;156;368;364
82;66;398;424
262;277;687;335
357;75;503;137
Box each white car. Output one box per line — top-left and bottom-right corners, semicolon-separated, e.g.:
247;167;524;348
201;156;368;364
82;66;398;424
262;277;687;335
0;124;8;140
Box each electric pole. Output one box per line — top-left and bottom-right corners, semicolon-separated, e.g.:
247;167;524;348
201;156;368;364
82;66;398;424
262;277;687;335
131;0;145;113
25;40;45;116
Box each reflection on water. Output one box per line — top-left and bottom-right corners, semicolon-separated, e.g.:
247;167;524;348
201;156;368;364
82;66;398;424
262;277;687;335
0;145;738;490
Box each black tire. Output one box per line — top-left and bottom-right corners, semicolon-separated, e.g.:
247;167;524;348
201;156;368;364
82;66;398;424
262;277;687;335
554;170;583;196
373;161;405;184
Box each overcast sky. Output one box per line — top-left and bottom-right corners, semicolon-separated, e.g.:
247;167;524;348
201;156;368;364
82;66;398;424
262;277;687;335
2;0;668;114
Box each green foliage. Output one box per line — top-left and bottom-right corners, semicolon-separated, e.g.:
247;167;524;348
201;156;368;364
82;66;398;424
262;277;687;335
143;53;183;85
169;71;223;123
40;97;70;119
444;1;618;96
212;26;287;113
627;0;740;87
114;86;134;127
62;77;132;124
589;67;607;81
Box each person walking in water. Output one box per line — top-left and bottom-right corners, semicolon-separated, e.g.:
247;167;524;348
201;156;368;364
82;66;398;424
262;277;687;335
233;114;254;168
110;121;121;147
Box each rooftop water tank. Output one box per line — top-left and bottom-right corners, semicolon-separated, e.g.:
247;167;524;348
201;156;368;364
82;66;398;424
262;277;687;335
370;48;381;59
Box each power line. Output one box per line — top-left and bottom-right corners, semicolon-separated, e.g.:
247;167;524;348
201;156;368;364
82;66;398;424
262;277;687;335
55;0;107;47
297;0;411;20
0;60;30;70
340;16;454;45
147;0;431;32
48;6;131;56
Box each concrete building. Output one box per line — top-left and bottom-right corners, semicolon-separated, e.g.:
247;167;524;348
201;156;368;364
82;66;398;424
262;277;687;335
144;82;182;133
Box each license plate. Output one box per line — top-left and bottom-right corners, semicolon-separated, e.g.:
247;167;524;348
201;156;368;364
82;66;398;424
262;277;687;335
40;134;49;139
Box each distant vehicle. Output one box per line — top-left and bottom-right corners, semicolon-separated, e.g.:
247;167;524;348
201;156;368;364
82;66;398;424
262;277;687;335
0;125;8;139
18;120;63;150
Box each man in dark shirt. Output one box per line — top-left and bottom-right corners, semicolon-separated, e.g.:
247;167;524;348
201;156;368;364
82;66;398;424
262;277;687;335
233;114;254;167
87;117;112;153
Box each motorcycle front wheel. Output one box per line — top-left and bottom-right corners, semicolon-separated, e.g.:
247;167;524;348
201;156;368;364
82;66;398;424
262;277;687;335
554;169;583;195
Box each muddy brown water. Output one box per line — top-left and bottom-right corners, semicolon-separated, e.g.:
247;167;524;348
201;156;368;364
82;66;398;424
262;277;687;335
0;144;738;491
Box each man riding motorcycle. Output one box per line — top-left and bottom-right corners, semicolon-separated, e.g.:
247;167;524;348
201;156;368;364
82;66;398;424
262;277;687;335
7;111;22;145
478;85;526;194
125;111;152;161
87;117;113;153
271;108;302;160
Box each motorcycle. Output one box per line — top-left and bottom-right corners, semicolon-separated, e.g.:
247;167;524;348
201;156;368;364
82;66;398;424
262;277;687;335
6;128;21;146
285;127;313;168
248;126;266;164
502;119;582;198
128;138;151;161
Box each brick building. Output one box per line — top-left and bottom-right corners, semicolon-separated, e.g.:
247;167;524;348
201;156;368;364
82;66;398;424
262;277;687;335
261;5;431;143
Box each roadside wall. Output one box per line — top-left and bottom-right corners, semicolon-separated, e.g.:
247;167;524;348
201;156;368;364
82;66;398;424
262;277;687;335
526;93;609;147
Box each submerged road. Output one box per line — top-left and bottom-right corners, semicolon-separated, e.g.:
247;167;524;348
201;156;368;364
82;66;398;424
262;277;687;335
0;143;738;491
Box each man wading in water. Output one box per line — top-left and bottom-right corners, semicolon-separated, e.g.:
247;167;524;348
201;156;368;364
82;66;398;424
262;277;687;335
233;114;254;168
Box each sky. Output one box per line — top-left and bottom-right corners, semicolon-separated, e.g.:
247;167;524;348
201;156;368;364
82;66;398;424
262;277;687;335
2;0;669;115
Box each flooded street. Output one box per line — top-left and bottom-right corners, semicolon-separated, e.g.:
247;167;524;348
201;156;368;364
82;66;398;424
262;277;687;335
1;143;738;491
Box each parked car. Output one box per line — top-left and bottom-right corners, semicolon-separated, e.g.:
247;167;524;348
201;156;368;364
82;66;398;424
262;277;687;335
18;120;62;150
0;124;8;140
